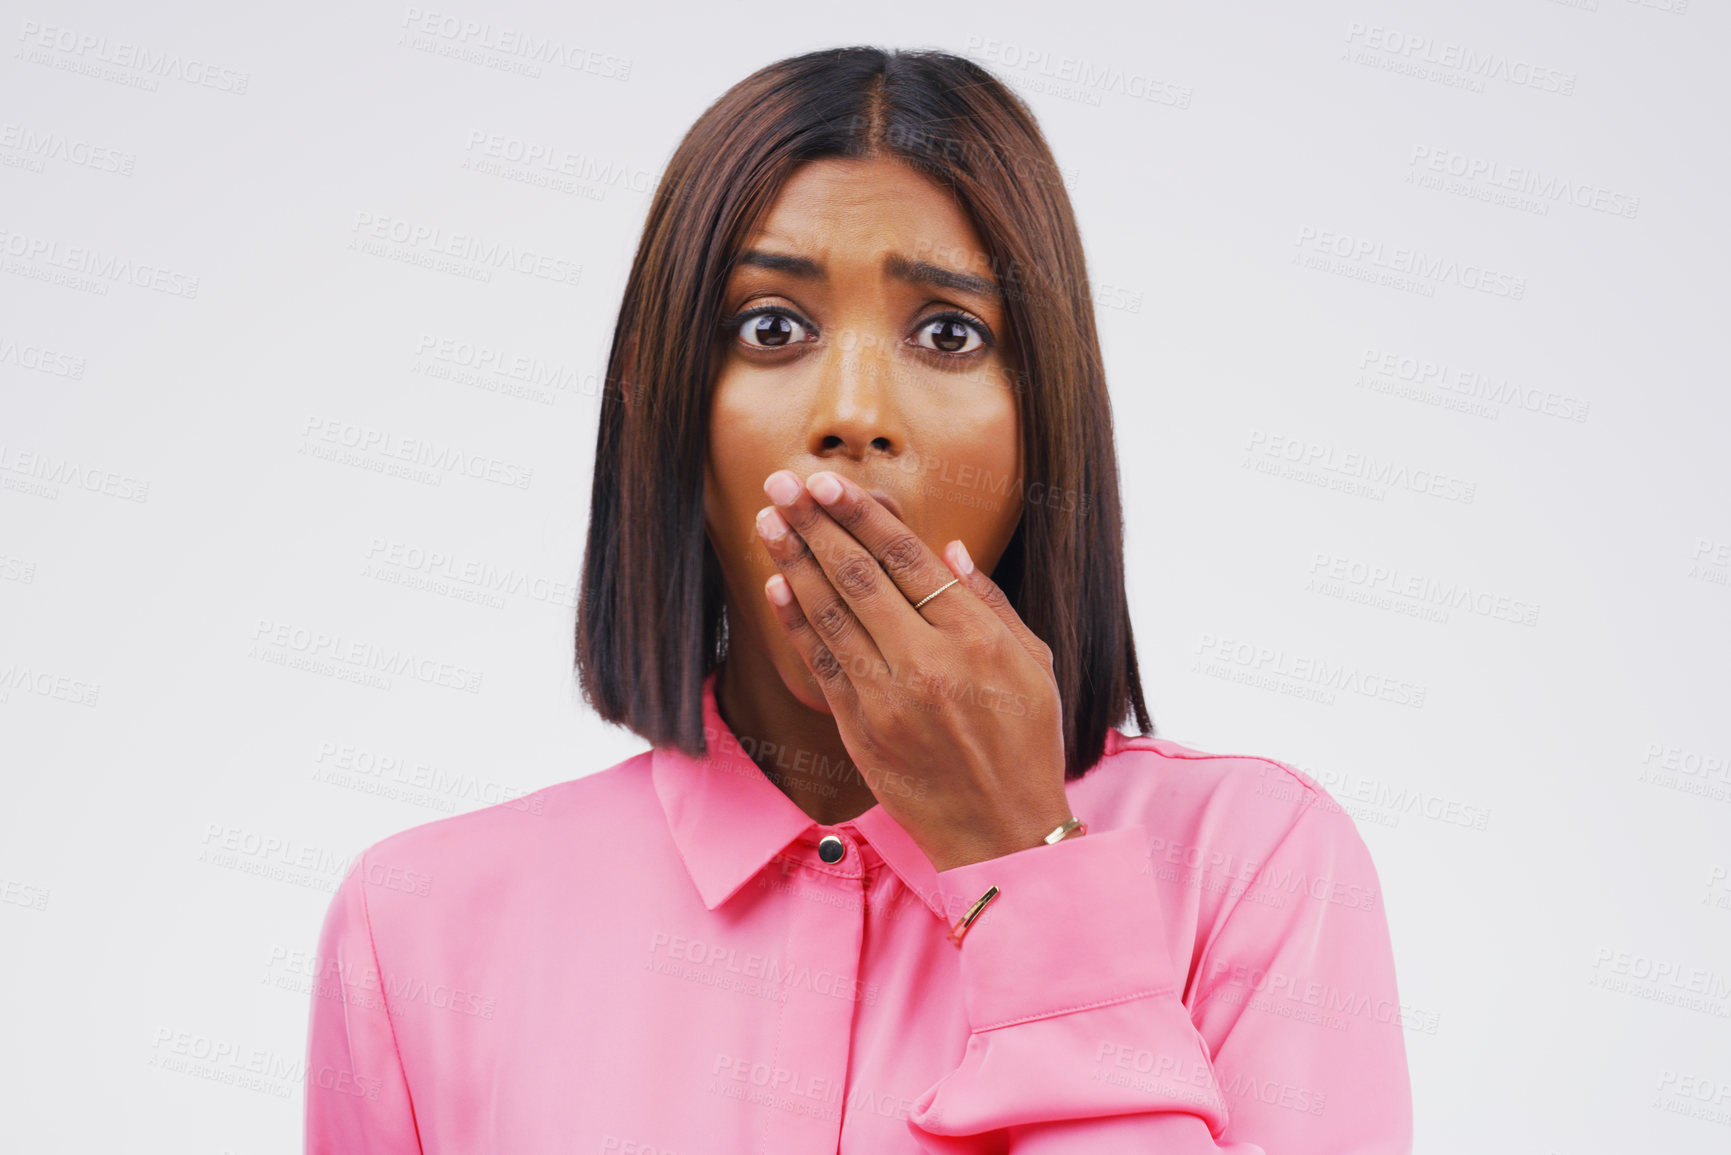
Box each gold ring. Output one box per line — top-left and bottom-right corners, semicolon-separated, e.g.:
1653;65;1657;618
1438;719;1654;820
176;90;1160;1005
913;577;960;611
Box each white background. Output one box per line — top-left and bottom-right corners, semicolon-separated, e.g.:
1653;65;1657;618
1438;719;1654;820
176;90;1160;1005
2;0;1728;1151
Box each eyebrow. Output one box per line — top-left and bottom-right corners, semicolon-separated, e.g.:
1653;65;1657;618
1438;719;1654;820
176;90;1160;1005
734;249;1001;300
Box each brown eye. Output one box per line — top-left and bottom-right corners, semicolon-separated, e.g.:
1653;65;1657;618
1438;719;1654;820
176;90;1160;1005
735;310;813;349
915;315;985;355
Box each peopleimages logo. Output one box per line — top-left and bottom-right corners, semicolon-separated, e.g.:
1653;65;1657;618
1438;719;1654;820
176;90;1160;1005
398;7;631;80
1244;429;1478;504
1294;226;1526;300
0;334;87;379
1193;631;1428;711
1343;22;1577;95
0;122;136;175
0;442;150;502
349;212;582;287
300;415;534;490
1357;347;1591;423
462;131;656;194
0;227;200;298
248;617;486;694
1407;146;1640;219
962;36;1193;108
15;21;251;93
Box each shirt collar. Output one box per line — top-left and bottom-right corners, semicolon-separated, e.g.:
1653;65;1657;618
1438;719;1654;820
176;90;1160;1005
651;671;948;922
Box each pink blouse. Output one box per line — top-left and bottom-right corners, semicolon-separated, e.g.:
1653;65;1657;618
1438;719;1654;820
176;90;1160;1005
305;672;1412;1152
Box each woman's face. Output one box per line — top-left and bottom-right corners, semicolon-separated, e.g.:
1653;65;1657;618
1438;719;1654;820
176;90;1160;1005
704;155;1025;713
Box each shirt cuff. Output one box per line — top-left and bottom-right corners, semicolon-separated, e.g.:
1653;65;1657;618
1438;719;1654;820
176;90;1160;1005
910;824;1229;1145
932;823;1180;1031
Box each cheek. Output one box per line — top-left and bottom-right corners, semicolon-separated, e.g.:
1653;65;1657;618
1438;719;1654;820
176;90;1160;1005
943;428;1017;494
913;391;1023;549
705;377;790;575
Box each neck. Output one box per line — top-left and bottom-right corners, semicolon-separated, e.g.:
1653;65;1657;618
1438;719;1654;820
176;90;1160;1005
714;634;879;827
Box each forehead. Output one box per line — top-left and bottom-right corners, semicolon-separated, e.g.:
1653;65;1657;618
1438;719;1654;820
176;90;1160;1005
739;157;991;276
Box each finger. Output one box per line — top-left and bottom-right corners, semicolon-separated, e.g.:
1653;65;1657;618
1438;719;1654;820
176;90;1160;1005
798;469;974;630
763;572;860;710
942;540;1054;669
764;470;936;645
755;502;886;682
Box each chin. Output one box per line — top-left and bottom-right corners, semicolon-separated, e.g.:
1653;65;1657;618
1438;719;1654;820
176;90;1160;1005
780;665;835;715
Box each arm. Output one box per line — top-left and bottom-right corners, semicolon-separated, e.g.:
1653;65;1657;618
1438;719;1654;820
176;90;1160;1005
304;851;424;1154
904;806;1412;1154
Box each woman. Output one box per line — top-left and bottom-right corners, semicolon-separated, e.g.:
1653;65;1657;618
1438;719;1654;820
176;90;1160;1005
306;47;1412;1154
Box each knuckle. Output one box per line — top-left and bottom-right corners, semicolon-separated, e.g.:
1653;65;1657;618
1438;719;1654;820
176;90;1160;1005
811;598;853;642
783;500;823;533
832;498;871;533
833;554;880;599
810;645;843;681
912;660;951;700
784;608;816;639
878;532;925;578
955;616;999;652
851;654;885;685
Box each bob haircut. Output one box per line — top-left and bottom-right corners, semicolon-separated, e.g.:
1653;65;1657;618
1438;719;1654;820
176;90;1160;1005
576;45;1153;780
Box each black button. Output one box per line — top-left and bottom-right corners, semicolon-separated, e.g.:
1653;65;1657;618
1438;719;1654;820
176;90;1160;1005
817;835;846;863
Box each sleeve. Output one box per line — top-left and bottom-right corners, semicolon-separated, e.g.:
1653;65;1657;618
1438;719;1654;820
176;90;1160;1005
304;851;425;1154
903;807;1412;1154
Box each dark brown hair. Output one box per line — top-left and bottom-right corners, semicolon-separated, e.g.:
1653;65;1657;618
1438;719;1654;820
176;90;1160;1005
575;46;1153;780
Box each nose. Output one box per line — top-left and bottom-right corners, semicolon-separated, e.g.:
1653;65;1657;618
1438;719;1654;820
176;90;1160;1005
805;334;904;461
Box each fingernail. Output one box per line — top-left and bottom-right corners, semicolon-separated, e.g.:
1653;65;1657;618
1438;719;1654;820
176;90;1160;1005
953;540;975;574
764;471;801;506
765;574;793;606
807;472;843;506
755;506;788;541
